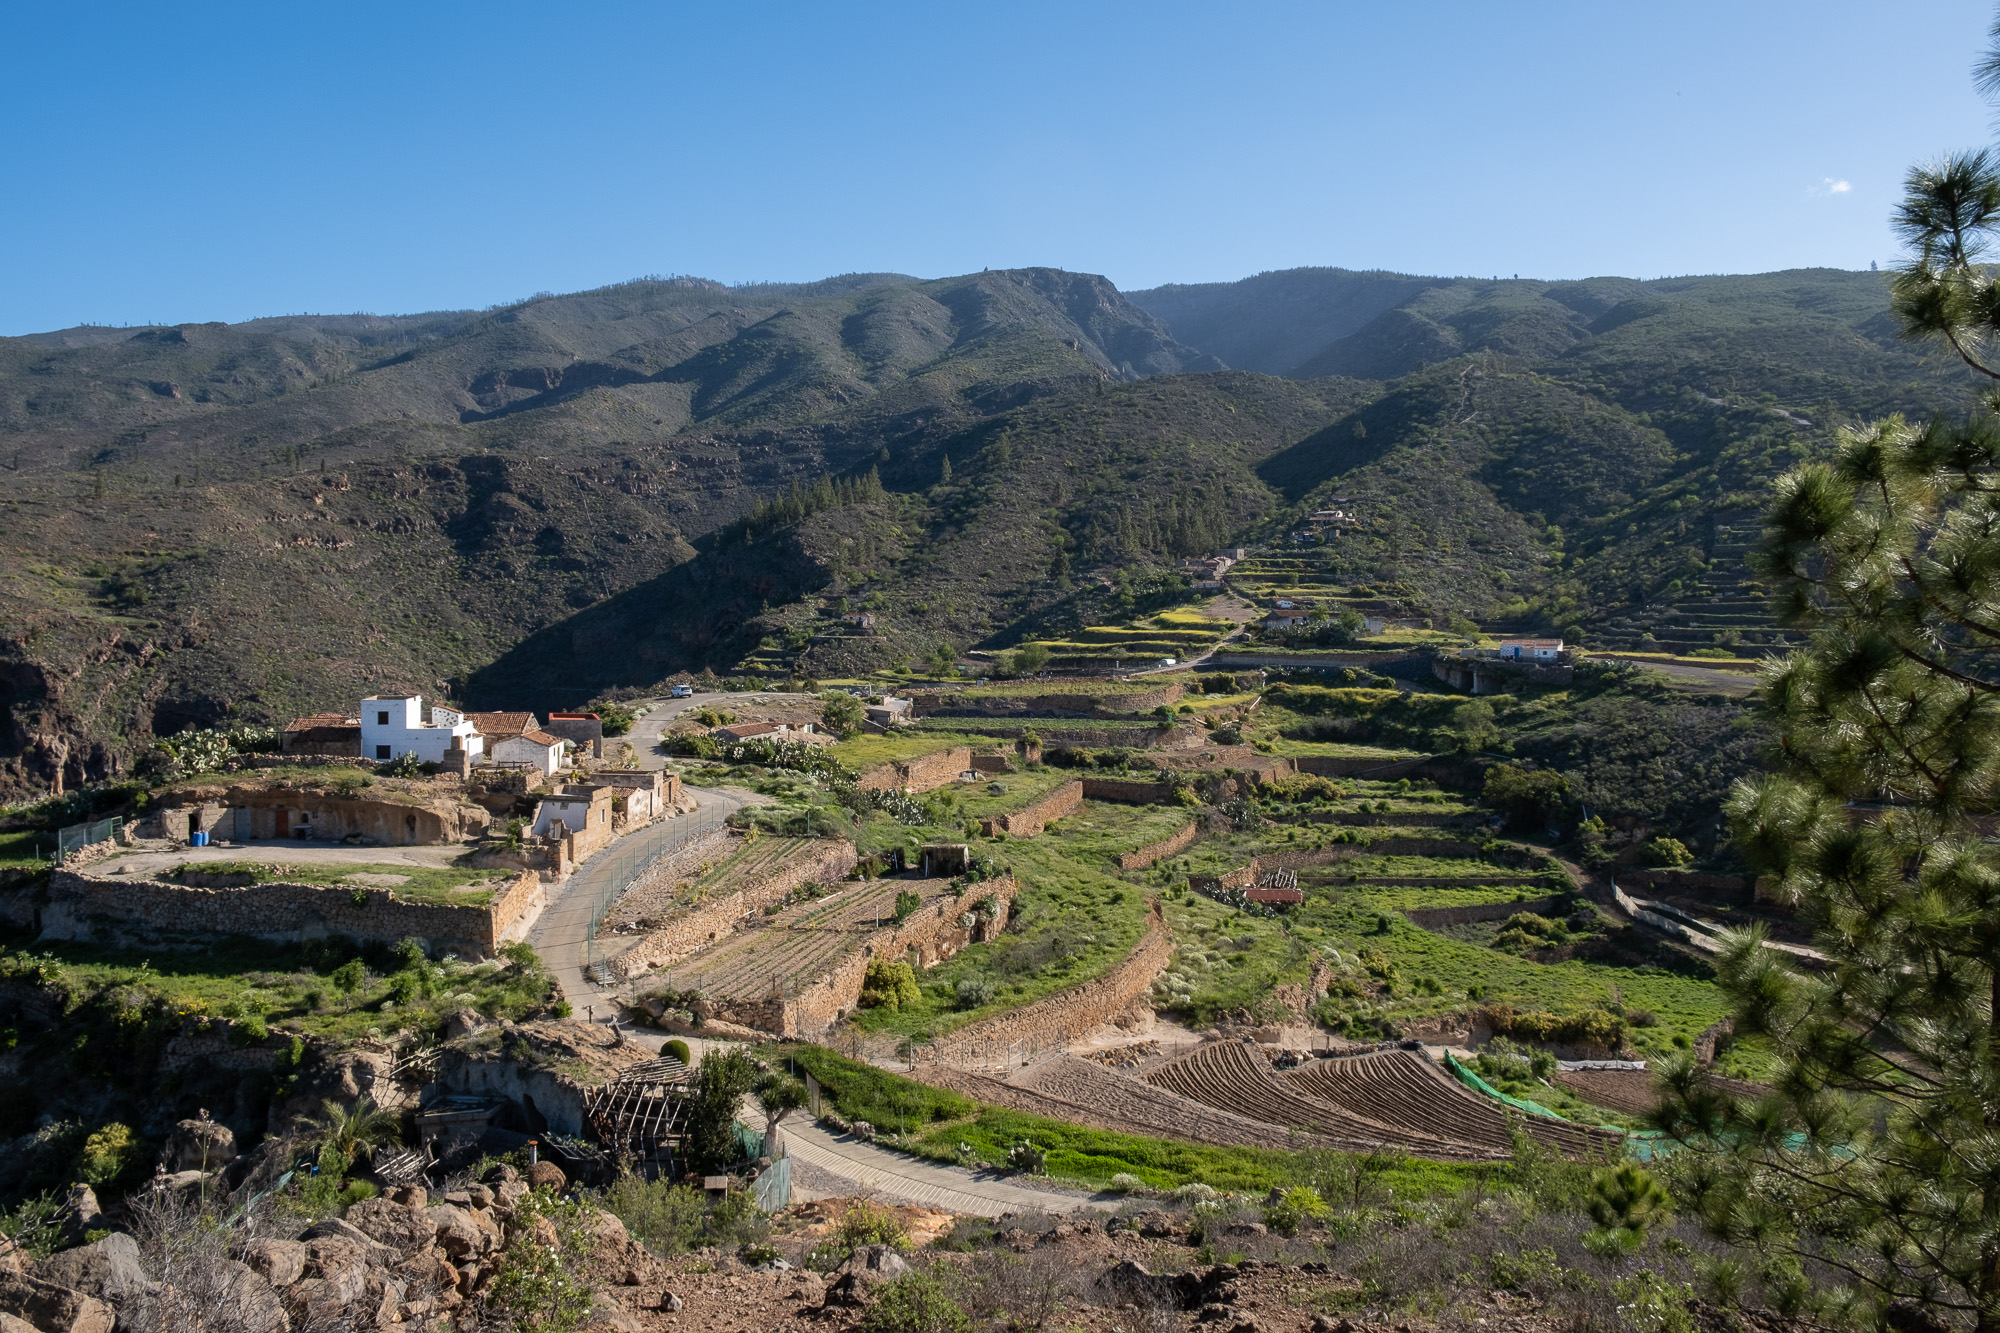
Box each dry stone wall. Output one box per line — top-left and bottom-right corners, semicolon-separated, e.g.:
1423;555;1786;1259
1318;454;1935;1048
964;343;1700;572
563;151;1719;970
1078;777;1177;804
934;906;1172;1056
41;865;544;959
607;839;860;980
856;747;973;794
979;781;1082;838
1401;895;1568;929
1117;819;1198;870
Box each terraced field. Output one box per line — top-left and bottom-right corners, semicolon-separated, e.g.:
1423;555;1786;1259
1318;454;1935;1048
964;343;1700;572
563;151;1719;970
669;876;964;1001
1013;1055;1330;1150
1143;1039;1497;1159
1282;1049;1620;1156
610;834;823;927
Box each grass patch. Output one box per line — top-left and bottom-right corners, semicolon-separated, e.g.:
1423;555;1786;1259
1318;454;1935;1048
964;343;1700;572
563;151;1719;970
156;859;510;907
770;1043;1494;1197
827;733;1003;772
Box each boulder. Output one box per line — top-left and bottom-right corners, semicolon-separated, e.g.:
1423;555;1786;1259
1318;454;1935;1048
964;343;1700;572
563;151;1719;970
157;1117;238;1173
838;1245;908;1282
655;1289;684;1312
34;1233;153;1306
211;1259;288;1333
586;1288;643;1332
1096;1260;1191;1311
426;1205;492;1262
496;1179;529;1210
442;1009;485;1040
0;1272;115;1333
384;1184;429;1208
238;1239;307;1288
343;1198;439;1260
0;1314;34;1333
298;1237;373;1307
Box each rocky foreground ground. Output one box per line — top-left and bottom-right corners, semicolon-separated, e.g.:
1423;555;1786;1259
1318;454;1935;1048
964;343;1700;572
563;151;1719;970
0;1183;1820;1333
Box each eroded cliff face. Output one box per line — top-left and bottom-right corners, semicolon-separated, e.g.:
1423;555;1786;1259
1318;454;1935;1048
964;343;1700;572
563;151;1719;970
0;617;193;797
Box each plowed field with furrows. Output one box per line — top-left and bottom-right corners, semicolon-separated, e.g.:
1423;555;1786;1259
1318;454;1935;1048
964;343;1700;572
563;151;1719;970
1142;1040;1493;1158
1010;1056;1333;1150
1282;1051;1621;1156
911;1065;1222;1144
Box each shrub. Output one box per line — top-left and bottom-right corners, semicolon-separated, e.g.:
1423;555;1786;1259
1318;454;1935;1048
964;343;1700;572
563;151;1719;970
859;959;920;1011
75;1123;145;1191
1639;836;1694;867
953;977;995;1010
664;1039;692;1066
892;890;922;923
485;1188;597;1331
602;1176;707;1255
860;1270;970;1333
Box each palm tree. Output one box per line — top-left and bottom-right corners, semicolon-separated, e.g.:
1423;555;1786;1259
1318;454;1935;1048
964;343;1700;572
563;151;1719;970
295;1095;401;1170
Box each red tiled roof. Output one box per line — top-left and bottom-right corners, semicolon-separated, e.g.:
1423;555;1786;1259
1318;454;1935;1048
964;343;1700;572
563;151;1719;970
1245;886;1305;904
517;730;564;747
548;712;599;721
1499;638;1564;648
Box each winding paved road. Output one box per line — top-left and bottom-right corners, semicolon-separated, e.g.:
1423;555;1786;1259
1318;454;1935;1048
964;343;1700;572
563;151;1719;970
530;691;1120;1214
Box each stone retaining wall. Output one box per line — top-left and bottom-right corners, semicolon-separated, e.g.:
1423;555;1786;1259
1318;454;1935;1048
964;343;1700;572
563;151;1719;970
1622;867;1753;901
979;781;1083;839
607;839;861;980
40;864;544;959
934;905;1172;1055
1117;819;1199;870
856;747;974;794
1078;777;1177;804
1400;896;1569;928
1291;754;1434;780
1294;810;1476;828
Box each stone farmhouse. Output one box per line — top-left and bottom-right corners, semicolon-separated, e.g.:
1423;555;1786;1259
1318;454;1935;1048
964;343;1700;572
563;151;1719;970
529;786;618;860
1497;637;1566;661
470;712;566;777
280;713;362;756
543;712;604;750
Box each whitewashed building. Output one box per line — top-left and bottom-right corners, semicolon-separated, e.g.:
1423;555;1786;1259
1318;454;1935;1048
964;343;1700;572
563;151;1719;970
491;729;566;777
359;696;484;765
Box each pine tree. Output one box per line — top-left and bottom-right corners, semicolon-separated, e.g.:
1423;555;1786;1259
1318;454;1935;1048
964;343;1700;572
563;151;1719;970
1659;36;2000;1326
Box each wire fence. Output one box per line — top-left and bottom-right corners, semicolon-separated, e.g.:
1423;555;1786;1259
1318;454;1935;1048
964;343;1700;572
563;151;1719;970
581;805;727;980
56;817;121;863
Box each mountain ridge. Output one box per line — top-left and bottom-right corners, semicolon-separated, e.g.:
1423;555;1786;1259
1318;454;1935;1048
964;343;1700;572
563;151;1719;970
0;261;1980;800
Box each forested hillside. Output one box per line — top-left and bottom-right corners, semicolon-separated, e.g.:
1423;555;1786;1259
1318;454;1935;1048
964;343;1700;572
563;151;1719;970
0;262;1978;799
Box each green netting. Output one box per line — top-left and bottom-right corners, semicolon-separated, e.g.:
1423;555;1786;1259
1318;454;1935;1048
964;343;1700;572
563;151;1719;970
1443;1052;1568;1120
1443;1053;1669;1157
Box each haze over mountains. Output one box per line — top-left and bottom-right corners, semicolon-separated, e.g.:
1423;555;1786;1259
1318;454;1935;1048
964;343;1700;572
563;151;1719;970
0;262;1975;798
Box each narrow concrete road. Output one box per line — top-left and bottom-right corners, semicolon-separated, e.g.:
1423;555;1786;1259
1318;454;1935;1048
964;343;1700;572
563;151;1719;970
529;786;747;1018
779;1116;1112;1216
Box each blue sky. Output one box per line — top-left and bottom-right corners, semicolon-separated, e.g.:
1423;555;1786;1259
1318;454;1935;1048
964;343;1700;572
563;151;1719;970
3;0;1993;333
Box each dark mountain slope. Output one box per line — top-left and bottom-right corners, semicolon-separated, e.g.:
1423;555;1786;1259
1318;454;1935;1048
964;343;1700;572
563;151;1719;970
0;269;1218;797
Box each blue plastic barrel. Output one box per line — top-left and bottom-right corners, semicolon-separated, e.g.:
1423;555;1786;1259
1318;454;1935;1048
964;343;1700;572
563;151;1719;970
190;831;208;847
